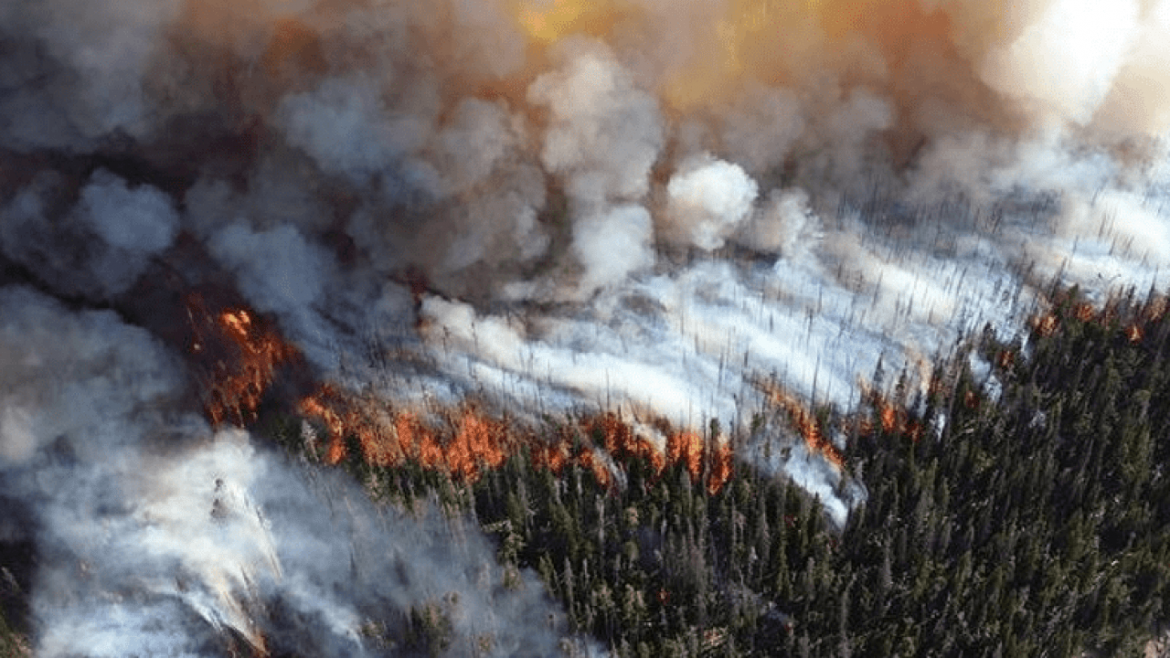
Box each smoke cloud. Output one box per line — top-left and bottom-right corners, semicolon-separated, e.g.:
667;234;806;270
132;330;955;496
0;287;591;656
665;156;758;251
2;0;1170;649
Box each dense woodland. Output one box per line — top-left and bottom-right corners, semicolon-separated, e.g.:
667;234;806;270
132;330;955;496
4;284;1170;656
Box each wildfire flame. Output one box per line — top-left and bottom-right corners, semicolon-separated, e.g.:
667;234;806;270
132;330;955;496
1030;288;1166;343
187;296;302;428
183;292;732;493
752;376;846;467
298;386;735;493
297;387;514;479
850;376;926;442
1126;323;1144;343
869;396;924;441
187;297;737;492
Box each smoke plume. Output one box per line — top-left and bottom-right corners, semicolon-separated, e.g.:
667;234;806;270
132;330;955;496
2;0;1170;650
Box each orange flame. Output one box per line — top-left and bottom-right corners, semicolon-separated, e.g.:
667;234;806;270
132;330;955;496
298;387;516;481
666;431;704;481
1030;289;1164;345
574;448;614;489
864;396;923;442
879;404;897;433
1074;302;1096;323
706;439;734;495
299;388;735;493
753;377;845;467
582;413;666;474
1031;313;1059;338
187;296;301;427
531;438;570;473
1126;323;1144;343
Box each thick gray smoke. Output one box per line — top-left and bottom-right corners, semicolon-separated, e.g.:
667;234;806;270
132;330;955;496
1;170;179;299
2;0;1170;649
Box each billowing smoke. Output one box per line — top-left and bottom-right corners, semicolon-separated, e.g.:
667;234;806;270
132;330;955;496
2;0;1170;650
1;170;179;299
0;287;591;656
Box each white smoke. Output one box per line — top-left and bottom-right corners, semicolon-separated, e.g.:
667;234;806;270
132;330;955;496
279;75;432;186
739;189;823;260
977;0;1142;126
208;222;340;367
664;156;759;251
572;205;657;295
718;84;806;177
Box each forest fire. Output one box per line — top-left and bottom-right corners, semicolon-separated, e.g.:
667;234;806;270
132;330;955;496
1127;323;1144;343
580;414;733;494
185;291;736;492
186;296;302;427
297;386;514;479
8;0;1170;652
850;376;925;441
752;377;845;468
1030;287;1170;344
866;396;924;442
297;385;735;493
582;413;665;473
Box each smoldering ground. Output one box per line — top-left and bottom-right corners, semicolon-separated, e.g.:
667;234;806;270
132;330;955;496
2;0;1170;653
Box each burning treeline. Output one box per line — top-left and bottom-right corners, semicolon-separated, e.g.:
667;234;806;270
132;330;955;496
180;249;1170;509
191;293;740;492
187;293;936;500
187;295;304;427
300;388;737;495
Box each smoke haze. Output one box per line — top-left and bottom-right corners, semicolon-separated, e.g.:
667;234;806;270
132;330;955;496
2;0;1170;651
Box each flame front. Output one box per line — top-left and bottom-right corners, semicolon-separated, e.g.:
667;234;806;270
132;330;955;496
299;387;735;493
